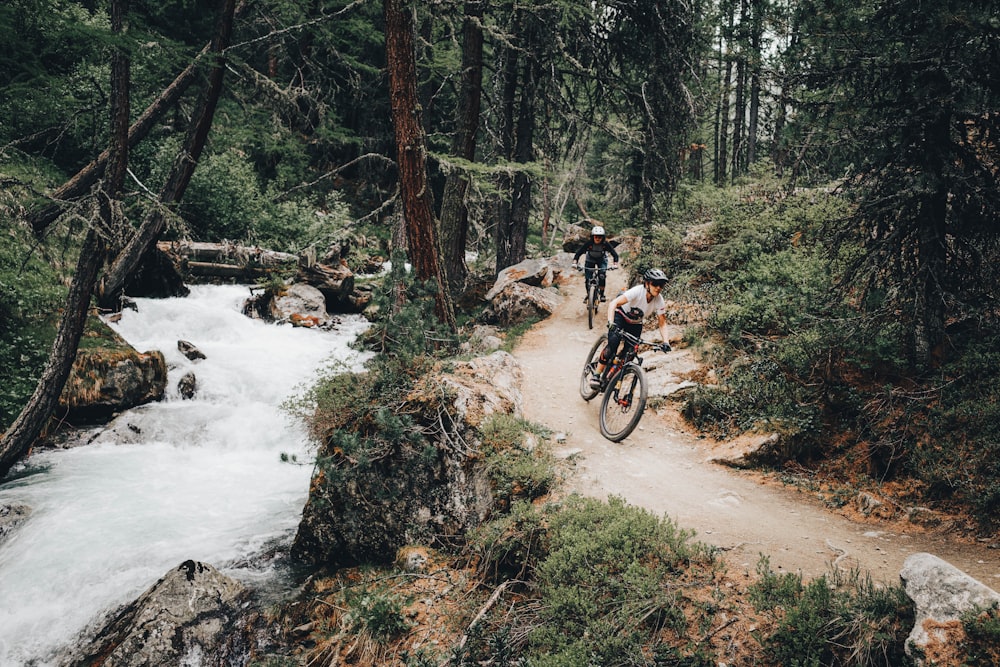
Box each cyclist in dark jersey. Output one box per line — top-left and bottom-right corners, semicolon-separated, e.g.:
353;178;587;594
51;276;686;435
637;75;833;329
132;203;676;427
573;224;619;302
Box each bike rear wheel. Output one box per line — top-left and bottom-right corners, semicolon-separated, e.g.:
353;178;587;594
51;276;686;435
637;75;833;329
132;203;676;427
599;363;647;441
579;333;608;401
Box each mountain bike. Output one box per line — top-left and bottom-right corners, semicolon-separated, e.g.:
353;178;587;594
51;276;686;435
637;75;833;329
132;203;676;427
579;327;660;442
577;265;615;329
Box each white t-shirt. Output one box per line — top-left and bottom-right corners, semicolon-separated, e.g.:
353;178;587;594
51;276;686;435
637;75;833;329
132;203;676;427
617;284;666;320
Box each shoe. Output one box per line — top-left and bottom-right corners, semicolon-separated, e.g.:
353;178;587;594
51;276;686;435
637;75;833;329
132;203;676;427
600;294;607;302
589;373;603;390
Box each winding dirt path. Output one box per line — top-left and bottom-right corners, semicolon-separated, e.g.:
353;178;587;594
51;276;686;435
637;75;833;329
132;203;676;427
512;266;1000;585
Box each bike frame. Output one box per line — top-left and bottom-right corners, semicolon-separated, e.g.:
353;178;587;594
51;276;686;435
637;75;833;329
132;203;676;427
599;328;648;387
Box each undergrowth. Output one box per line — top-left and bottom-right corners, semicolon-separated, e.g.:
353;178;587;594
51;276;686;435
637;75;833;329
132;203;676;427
749;556;914;666
0;213;75;430
663;176;1000;535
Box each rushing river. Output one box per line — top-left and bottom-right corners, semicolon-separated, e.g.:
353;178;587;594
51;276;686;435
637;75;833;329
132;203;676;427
0;284;372;665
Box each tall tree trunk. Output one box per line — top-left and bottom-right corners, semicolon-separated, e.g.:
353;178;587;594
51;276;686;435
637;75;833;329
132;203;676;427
712;26;724;184
773;10;799;179
97;0;237;311
504;55;539;269
746;0;763;167
772;79;788;178
0;0;130;480
911;114;950;368
384;0;456;332
440;0;484;294
492;10;521;275
716;6;735;186
730;0;748;180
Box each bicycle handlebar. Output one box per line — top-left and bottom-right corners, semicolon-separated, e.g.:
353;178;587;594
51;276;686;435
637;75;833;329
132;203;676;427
608;324;669;352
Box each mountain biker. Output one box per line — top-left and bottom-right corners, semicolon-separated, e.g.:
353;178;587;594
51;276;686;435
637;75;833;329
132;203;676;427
590;268;672;388
573;224;619;302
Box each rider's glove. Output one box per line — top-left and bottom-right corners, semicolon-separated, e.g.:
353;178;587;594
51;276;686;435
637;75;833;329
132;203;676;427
659;342;672;353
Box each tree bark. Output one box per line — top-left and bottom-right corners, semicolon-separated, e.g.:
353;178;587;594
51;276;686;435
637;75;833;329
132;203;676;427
494;8;540;274
505;53;539;269
0;0;130;479
97;0;238;312
384;0;456;331
911;114;951;368
492;8;520;276
716;5;734;185
439;0;484;295
730;0;748;180
746;0;763;167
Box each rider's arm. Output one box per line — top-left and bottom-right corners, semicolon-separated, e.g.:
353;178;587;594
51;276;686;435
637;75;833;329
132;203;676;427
573;240;592;265
608;292;628;326
656;313;670;346
607;244;620;265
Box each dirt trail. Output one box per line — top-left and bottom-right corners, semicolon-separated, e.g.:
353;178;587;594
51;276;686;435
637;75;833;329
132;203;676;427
512;266;1000;585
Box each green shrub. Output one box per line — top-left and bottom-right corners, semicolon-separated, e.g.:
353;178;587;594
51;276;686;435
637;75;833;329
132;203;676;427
750;558;914;666
343;586;411;641
0;217;71;430
479;414;556;509
466;500;547;582
961;603;1000;666
359;252;459;359
528;495;716;665
182;148;268;241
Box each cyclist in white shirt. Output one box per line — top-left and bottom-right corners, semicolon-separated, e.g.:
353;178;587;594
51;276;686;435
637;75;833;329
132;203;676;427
590;268;672;388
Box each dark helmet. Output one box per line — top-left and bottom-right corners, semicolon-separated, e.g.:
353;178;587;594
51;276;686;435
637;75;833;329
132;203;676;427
644;268;668;286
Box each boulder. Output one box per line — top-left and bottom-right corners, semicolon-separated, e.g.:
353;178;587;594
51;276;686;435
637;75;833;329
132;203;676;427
244;283;334;328
485;257;562;301
481;281;562;327
65;560;256;667
900;552;1000;664
291;351;523;570
272;283;330;326
0;503;31;545
59;348;168;424
459;324;504;355
177;340;205;361
178;371;197;399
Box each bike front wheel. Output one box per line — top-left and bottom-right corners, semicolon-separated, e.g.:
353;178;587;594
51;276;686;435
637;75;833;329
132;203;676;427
587;283;598;329
579;333;608;401
599;363;648;441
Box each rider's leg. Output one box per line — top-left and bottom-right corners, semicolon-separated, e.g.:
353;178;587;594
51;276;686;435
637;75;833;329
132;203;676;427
593;317;624;379
597;257;609;300
594;318;641;381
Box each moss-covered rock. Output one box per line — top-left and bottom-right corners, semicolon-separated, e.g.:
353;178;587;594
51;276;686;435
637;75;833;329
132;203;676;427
291;352;523;570
58;321;167;424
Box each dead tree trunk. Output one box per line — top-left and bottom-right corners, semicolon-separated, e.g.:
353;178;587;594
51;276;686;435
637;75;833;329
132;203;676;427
384;0;456;332
27;47;205;235
0;0;130;480
97;0;238;312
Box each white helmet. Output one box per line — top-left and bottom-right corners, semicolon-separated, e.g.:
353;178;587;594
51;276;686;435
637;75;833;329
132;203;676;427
591;225;605;236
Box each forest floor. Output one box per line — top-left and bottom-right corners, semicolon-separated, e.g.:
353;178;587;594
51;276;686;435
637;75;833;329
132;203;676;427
511;265;1000;586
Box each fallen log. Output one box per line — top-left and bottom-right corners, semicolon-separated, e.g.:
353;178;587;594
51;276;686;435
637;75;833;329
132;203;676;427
297;262;355;305
157;241;299;267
